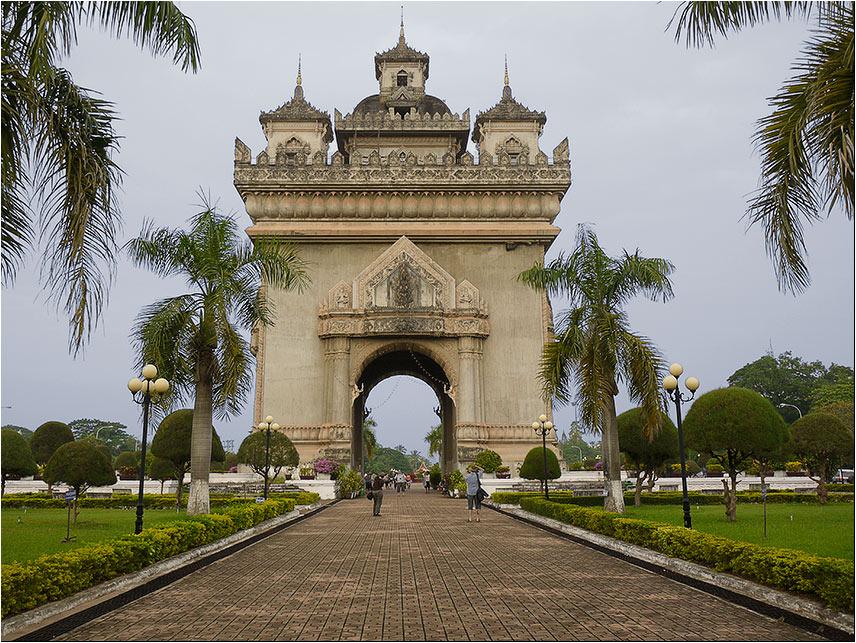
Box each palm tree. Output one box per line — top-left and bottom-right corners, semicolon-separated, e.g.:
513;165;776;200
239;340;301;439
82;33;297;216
669;1;854;293
518;224;675;513
425;425;442;459
127;198;308;515
2;2;200;354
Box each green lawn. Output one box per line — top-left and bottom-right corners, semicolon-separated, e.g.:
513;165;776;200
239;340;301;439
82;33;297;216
1;508;192;564
622;502;854;560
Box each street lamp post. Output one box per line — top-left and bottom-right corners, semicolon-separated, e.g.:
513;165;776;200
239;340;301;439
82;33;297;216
777;403;803;419
662;363;700;530
531;414;554;501
257;415;279;500
128;365;169;535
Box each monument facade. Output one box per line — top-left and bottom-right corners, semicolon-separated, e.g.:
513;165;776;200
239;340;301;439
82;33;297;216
233;26;571;474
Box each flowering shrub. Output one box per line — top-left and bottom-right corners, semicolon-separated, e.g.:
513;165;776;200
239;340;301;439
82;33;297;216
594;462;603;470
785;461;804;472
228;466;238;473
314;459;342;478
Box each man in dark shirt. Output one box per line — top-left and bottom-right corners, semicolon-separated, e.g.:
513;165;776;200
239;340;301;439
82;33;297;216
371;473;387;516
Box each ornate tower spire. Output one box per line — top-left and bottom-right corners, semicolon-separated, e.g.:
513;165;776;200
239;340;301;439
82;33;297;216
400;5;405;43
293;54;304;100
502;55;512;100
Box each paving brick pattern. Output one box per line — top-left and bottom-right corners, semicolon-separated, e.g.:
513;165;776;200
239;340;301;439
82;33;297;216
56;492;822;641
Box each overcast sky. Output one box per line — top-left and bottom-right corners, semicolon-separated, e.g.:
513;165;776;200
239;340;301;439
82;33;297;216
1;1;853;459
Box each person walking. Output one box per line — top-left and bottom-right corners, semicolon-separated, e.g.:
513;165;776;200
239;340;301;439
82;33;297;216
395;470;407;494
423;470;431;493
465;464;485;522
370;473;386;516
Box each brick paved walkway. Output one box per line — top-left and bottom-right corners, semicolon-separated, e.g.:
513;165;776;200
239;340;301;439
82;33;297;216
56;492;822;641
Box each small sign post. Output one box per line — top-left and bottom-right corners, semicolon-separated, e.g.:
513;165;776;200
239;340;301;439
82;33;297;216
63;490;77;543
255;497;265;504
762;484;767;538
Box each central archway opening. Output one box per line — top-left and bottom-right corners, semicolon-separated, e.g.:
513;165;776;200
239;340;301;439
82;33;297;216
351;346;457;474
363;376;438;473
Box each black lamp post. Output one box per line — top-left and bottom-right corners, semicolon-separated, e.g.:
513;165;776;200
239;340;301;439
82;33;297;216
531;414;554;501
662;363;700;530
257;415;279;500
128;364;169;535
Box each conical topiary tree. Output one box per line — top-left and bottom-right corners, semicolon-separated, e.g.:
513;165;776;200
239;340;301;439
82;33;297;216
149;456;176;496
519;447;561;495
2;429;38;495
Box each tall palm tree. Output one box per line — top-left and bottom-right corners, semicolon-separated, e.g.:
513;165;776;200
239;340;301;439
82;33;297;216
127;198;309;515
518;225;675;513
669;1;854;293
2;2;200;354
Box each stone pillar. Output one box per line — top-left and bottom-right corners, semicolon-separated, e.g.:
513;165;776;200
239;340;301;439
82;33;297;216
457;336;484;423
351;395;365;472
441;393;457;473
323;337;351;425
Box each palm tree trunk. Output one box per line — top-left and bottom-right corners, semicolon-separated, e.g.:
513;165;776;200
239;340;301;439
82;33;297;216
187;349;214;515
602;395;626;513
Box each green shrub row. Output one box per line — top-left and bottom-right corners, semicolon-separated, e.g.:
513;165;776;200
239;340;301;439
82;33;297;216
491;490;854;507
0;491;319;510
516;497;854;611
828;484;855;493
1;498;296;618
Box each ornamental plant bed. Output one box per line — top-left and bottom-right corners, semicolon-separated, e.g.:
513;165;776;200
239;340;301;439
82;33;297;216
1;498;297;618
516;496;854;611
786;471;807;477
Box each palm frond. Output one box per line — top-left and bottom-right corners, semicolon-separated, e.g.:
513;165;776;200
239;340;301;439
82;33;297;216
669;1;811;48
124;219;184;277
131;294;199;398
211;320;251;420
91;1;200;73
611;250;675;306
616;329;666;437
745;2;853;293
31;67;122;355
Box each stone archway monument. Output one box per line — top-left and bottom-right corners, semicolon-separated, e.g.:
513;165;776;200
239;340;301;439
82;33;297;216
234;26;571;473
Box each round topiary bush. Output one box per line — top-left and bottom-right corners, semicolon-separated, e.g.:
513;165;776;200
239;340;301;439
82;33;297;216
29;421;74;466
114;451;138;470
475;449;502;472
519;447;561;481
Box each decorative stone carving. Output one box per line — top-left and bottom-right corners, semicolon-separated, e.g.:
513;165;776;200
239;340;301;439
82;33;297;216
460;151;474;166
553;137;569;163
355;236;455;310
455;280;479;309
256;150;269;165
235;137;251;164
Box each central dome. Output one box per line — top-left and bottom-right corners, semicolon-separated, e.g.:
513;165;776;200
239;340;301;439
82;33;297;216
353;93;452;117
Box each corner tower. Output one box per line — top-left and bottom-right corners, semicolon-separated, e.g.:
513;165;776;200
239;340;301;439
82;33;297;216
234;27;572;475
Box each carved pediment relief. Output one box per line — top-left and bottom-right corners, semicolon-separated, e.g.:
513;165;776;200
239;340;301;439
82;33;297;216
318;237;489;339
356;236;454;310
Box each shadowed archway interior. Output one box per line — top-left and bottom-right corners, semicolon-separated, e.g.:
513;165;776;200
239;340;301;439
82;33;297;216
351;347;456;473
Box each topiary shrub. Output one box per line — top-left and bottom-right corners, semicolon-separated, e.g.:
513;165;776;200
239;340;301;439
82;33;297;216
519;447;561;482
2;429;38;495
224;453;239;469
43;441;116;522
152;409;226;510
29;421;74;467
789;412;853;504
475;449;502;473
114;451;138;470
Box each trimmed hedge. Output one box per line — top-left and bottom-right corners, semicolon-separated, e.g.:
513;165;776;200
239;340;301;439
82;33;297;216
491;490;855;507
0;491;319;510
515;496;854;611
1;498;296;618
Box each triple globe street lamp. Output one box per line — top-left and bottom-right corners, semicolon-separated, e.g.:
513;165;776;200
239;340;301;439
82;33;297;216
531;414;554;501
128;365;169;535
257;415;279;500
662;363;699;530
